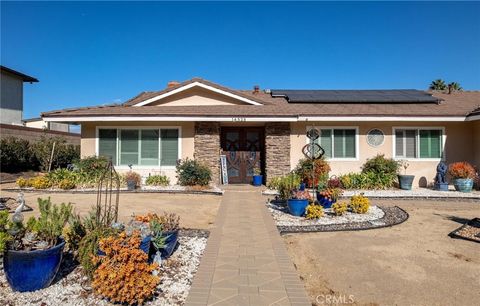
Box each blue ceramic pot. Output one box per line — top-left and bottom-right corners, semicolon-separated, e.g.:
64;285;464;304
453;178;473;193
299;183;306;191
3;238;65;292
252;175;263;186
398;175;415;190
316;194;337;209
287;199;309;216
160;230;179;258
435;182;449;191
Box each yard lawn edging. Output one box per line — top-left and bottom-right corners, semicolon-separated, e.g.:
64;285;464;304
276;206;409;234
2;186;224;196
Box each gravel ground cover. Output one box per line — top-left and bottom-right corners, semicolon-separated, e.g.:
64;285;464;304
0;230;208;306
266;200;408;233
450;218;480;243
263;188;480;199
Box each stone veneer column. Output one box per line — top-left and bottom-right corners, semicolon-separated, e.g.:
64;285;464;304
265;122;291;182
194;122;221;186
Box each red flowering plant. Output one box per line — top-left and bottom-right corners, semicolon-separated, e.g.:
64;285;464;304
448;162;475;179
290;190;312;201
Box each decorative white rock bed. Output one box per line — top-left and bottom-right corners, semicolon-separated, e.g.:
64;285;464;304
267;201;385;227
0;235;207;306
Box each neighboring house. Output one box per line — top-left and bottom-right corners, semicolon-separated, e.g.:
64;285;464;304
23;117;72;133
0;65;38;125
42;78;480;187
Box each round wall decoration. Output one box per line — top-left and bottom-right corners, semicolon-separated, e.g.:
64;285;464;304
367;129;385;147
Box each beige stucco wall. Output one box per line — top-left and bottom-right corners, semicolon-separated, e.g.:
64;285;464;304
290;121;474;187
472;120;480;168
150;87;248;106
81;121;195;183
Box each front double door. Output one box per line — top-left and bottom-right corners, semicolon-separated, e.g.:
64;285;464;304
221;127;264;184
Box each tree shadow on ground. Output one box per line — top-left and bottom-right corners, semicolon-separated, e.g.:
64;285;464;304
434;213;471;225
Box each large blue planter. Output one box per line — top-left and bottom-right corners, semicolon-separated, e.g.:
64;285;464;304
453;178;473;193
398;175;415;190
3;239;65;292
316;194;337;209
159;230;179;258
252;175;263;186
287;199;309;216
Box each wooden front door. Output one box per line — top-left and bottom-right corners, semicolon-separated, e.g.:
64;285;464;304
221;127;264;184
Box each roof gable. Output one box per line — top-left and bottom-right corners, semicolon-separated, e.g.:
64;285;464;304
130;79;263;107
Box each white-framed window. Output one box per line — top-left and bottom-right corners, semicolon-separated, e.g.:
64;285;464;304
393;127;444;160
308;127;359;160
97;127;180;168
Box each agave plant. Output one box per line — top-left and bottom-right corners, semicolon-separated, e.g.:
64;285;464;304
429;79;447;90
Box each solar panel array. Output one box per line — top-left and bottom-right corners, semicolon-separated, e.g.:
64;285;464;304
270;89;440;103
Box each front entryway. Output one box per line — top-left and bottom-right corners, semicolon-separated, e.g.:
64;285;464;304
220;127;264;184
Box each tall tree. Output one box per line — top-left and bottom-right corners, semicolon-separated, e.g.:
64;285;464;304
429;79;447;90
447;82;463;93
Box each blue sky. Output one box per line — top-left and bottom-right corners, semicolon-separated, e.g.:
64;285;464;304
2;1;480;119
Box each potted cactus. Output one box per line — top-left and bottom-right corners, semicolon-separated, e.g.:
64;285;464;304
252;167;263;186
287;190;311;216
1;197;72;292
448;162;475;193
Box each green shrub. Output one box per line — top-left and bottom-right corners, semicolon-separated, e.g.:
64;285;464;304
176;158;212;186
30;176;53;189
145;175;170;186
58;179;76;190
332;201;348;216
74;156;110;187
275;172;302;200
33;136;80;171
0;137;37;172
294;158;330;188
349;194;370;214
362;154;399;176
305;204;323;219
339;171;397;190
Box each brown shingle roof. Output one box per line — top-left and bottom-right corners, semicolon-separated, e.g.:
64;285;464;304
42;79;480;119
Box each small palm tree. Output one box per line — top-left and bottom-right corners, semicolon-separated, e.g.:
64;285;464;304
447;82;463;93
429;79;447;90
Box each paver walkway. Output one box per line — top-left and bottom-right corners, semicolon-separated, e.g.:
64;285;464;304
185;185;310;306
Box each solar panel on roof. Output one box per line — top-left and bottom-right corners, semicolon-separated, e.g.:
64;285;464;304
270;89;441;103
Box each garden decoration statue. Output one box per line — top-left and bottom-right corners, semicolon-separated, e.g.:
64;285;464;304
302;128;325;200
435;161;449;191
95;159;121;227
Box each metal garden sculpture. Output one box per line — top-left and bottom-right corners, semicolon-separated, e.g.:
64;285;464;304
95;159;120;227
302;128;325;200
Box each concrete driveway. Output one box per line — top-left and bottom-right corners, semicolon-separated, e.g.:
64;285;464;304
283;199;480;306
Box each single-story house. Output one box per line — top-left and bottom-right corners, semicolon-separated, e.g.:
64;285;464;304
42;78;480;187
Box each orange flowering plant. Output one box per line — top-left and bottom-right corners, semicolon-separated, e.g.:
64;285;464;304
448;162;475;179
92;231;160;305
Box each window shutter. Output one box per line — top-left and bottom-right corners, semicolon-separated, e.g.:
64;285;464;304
120;130;139;165
140;130;159;165
98;129;117;164
161;129;179;166
344;129;356;158
405;130;416;158
395;130;404;157
318;129;332;158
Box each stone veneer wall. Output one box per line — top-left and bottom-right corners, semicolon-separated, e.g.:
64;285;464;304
194;122;221;185
265;122;291;182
